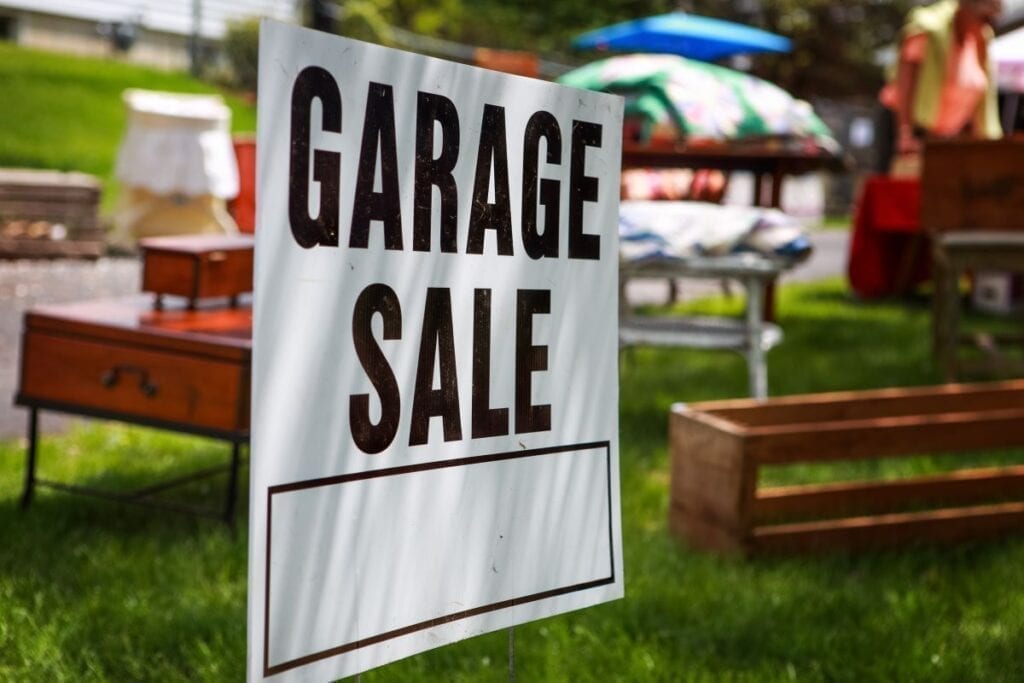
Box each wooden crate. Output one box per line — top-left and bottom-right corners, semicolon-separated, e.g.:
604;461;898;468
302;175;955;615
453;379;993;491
669;380;1024;554
0;168;104;258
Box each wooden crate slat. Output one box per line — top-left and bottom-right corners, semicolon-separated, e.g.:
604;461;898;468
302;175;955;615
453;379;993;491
753;466;1024;523
672;405;748;436
0;191;99;203
0;238;104;259
751;502;1024;553
746;407;1024;464
697;380;1024;427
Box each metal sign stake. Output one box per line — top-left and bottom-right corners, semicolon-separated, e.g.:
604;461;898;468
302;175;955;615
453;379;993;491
508;627;516;683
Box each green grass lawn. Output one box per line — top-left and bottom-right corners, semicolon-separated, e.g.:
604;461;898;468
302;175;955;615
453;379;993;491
2;278;1023;681
0;42;255;212
819;215;851;231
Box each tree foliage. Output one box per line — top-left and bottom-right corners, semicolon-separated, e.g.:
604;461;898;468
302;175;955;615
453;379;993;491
684;0;916;99
334;0;918;99
223;17;261;91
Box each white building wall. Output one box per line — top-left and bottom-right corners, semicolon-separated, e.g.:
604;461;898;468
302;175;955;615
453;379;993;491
6;0;297;39
0;0;298;69
10;10;191;69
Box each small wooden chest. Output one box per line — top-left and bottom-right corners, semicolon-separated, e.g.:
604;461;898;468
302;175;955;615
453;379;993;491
140;234;254;309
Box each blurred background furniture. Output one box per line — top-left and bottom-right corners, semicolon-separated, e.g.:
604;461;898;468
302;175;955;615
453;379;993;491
615;136;828;400
921;138;1024;233
14;234;254;525
933;232;1024;380
848;138;1024;305
620;253;787;399
621;141;836;320
922;138;1024;380
15;296;251;524
0;168;103;258
113;89;239;241
140;234;254;309
622;141;839;210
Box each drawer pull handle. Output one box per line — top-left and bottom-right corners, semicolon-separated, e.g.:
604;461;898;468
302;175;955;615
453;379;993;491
101;365;159;397
209;251;227;262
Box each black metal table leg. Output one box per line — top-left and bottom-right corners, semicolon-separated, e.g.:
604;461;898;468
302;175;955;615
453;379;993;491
224;440;242;528
16;403;247;526
20;408;38;510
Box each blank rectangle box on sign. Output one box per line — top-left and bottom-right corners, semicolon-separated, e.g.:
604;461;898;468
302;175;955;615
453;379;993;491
265;442;614;674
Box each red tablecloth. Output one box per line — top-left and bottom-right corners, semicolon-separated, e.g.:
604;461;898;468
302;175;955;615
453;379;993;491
228;137;255;234
847;175;929;298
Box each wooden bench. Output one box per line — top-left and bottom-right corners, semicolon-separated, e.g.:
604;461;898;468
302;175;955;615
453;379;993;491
669;380;1024;554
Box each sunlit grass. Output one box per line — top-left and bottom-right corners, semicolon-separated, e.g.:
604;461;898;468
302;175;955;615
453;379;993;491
0;42;255;213
2;278;1023;681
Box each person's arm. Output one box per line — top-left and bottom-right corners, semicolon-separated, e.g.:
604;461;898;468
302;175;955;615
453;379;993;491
894;33;927;153
895;58;921;152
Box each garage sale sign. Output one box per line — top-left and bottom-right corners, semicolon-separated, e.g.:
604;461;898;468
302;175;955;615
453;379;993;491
249;20;623;681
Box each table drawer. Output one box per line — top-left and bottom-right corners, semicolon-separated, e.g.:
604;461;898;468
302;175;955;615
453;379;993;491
19;331;248;433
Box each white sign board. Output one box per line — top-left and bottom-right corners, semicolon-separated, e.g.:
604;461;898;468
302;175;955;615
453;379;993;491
249;20;623;681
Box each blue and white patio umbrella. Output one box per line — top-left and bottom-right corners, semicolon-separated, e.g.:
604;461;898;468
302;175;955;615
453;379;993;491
573;11;792;62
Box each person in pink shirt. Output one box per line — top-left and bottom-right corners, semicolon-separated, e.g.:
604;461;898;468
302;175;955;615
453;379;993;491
880;0;1003;161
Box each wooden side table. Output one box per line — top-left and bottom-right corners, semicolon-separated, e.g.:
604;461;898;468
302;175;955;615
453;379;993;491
932;231;1024;381
14;295;252;525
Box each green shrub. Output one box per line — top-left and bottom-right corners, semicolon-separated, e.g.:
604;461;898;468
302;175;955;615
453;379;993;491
223;17;260;92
